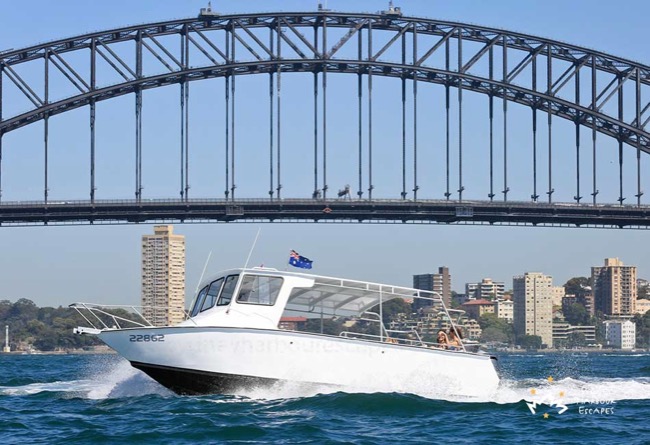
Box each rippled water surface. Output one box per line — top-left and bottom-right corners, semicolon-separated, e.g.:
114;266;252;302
1;352;649;444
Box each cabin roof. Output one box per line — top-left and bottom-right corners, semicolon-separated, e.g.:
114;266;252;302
203;267;444;317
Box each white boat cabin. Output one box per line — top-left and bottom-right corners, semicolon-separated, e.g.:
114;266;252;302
180;267;465;350
71;267;469;352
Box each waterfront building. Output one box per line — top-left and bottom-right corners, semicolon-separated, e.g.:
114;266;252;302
465;283;478;301
141;225;186;327
513;272;554;348
561;292;594;317
552;323;596;345
279;317;307;331
635;299;650;315
604;320;636;350
418;307;449;335
551;286;565;307
579;293;595;317
461;299;495;321
592;258;637;316
462;319;483;341
452;293;469;306
413;267;451;308
495;299;514;323
465;278;505;301
561;294;577;313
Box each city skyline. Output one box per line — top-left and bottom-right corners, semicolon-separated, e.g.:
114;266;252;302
1;221;647;308
0;0;649;307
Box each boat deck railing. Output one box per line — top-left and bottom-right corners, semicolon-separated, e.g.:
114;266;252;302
336;311;469;352
69;302;189;330
338;330;473;352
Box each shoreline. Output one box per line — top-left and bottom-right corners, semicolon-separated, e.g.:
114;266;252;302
0;349;116;356
494;348;648;354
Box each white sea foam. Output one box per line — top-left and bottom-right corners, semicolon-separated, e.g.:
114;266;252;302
232;380;341;401
602;353;650;357
2;357;649;405
490;376;650;405
0;359;171;399
223;375;650;405
84;359;172;399
0;379;96;396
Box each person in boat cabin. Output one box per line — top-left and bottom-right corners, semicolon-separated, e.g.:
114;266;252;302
447;326;463;350
435;330;449;349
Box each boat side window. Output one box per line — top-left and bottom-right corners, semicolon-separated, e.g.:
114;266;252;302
190;286;209;317
200;278;224;312
216;275;239;306
237;275;283;306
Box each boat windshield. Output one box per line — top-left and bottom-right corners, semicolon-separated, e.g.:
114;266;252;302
200;278;224;312
190;286;209;317
216;275;239;306
189;274;239;317
237;275;283;305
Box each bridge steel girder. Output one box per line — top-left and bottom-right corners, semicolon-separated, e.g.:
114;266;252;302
1;11;650;151
0;199;649;229
1;60;648;154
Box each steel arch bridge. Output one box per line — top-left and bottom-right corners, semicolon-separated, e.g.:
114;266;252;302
1;7;650;227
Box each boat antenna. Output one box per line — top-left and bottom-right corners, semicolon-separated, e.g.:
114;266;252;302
195;251;212;294
183;251;213;326
243;227;262;269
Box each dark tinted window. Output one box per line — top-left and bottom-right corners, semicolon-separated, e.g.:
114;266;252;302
190;286;209;317
217;275;239;306
200;278;224;312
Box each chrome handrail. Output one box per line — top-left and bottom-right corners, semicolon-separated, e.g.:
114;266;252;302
69;302;190;330
386;328;425;347
339;330;463;351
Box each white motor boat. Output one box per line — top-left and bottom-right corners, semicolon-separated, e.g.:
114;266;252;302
71;268;499;397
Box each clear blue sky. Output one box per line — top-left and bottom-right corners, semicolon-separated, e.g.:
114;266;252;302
0;0;648;307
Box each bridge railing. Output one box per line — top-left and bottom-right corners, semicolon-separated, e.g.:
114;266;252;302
2;197;650;210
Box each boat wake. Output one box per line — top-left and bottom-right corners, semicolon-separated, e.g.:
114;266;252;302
0;379;97;397
84;360;173;399
0;359;171;399
1;357;649;406
233;375;650;405
491;376;650;405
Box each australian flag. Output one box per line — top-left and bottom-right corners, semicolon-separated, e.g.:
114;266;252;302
289;250;313;269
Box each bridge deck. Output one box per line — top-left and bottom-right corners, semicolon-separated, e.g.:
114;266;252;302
0;199;648;228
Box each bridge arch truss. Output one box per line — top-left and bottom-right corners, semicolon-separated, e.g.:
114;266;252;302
1;10;650;225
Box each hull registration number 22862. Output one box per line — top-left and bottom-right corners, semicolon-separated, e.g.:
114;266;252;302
129;334;165;342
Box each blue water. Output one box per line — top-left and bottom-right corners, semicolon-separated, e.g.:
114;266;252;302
1;352;649;444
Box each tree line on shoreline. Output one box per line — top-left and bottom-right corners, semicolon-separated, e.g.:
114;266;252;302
0;299;101;351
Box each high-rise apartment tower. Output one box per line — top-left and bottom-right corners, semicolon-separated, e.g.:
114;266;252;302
592;258;637;316
141;225;186;326
413;267;451;308
513;272;553;348
465;278;505;300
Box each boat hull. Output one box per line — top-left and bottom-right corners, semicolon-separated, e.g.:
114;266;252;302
100;326;499;398
130;361;286;395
